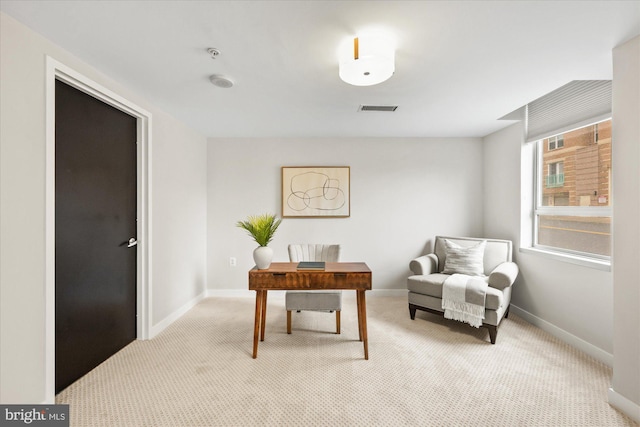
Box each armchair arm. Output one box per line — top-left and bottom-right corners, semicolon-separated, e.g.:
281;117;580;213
409;254;438;275
488;261;519;290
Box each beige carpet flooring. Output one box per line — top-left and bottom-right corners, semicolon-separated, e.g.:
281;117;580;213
56;294;638;426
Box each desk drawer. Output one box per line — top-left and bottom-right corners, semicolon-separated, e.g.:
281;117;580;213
309;272;370;289
249;272;308;289
249;272;371;290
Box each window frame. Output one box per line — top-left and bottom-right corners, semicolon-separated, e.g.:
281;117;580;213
531;119;612;264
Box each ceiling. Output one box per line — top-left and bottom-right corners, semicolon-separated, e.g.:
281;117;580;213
1;1;639;138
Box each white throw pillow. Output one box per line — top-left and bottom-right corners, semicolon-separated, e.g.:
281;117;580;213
442;239;486;276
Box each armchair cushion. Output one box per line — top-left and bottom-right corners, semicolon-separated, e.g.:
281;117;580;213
442;239;486;276
407;274;505;311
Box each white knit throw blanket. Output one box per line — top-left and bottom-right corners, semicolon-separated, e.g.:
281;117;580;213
442;274;488;328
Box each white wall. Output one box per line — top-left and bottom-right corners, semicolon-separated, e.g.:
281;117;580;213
483;123;614;361
151;111;208;326
208;137;483;292
0;13;207;403
610;35;640;419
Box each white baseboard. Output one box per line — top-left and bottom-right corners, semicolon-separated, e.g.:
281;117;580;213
369;289;407;297
608;388;640;423
509;305;613;366
149;291;207;338
205;288;407;298
206;289;255;298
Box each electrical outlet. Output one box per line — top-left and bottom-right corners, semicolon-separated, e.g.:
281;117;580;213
229;257;237;267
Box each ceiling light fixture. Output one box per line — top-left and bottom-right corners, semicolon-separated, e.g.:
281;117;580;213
338;32;395;86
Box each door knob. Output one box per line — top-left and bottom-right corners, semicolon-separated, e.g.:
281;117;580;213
127;237;138;248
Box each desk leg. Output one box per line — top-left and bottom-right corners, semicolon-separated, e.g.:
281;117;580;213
252;290;264;359
260;290;267;341
357;290;369;360
356;291;363;341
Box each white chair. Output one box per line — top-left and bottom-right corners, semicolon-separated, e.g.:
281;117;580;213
286;244;342;334
407;236;519;344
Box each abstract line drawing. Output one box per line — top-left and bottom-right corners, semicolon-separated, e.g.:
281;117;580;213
282;167;350;217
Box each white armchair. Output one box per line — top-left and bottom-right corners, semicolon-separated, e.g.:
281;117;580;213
407;236;519;344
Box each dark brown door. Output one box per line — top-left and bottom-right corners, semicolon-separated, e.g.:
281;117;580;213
55;80;137;393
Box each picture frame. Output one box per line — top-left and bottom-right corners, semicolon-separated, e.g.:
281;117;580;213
281;166;350;218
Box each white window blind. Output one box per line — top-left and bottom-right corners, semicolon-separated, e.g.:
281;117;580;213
525;80;612;142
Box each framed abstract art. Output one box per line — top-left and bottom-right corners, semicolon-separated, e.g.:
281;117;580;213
281;166;350;218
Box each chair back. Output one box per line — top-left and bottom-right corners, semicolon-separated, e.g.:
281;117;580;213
434;236;512;275
288;244;341;262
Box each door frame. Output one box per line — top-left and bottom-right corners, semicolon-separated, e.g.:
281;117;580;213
45;57;152;402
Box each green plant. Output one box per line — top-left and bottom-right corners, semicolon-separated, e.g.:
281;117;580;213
236;213;282;247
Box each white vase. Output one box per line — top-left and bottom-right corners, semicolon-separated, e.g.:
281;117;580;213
253;246;273;269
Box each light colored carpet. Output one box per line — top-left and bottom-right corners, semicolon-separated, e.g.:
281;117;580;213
56;294;637;426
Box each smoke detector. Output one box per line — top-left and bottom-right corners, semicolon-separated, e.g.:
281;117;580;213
210;74;234;89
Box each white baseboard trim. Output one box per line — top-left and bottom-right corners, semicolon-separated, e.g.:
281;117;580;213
369;289;407;297
608;388;640;423
149;291;207;338
510;305;613;366
207;289;255;298
206;288;407;298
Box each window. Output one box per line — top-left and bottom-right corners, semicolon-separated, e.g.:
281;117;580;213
534;119;612;258
511;80;612;266
548;135;564;150
546;161;564;189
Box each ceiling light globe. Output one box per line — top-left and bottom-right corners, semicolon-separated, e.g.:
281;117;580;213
338;34;395;86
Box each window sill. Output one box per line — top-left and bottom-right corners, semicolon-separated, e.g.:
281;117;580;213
519;247;611;272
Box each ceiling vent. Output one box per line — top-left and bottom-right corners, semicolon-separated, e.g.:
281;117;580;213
358;105;398;112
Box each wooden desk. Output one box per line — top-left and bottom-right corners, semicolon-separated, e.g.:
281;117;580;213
248;262;372;359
